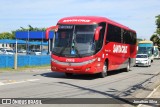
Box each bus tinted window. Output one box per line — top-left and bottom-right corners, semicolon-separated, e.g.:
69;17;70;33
123;30;136;45
123;30;131;44
132;33;137;44
96;22;106;51
106;24;121;43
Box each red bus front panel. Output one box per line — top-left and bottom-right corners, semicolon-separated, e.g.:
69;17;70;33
51;54;104;74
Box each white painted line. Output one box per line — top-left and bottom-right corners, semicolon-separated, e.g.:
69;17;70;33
0;79;40;86
137;84;160;107
27;79;40;82
0;82;5;86
5;80;26;85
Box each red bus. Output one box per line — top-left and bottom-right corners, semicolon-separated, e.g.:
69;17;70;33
46;16;137;78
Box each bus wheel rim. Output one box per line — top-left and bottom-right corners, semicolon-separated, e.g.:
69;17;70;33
127;62;130;71
103;63;107;73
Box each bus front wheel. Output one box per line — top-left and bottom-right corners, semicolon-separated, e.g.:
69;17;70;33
99;62;107;78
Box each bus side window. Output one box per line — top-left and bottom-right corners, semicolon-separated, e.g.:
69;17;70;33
122;30;137;45
123;30;130;44
132;33;137;45
96;22;106;51
106;24;121;43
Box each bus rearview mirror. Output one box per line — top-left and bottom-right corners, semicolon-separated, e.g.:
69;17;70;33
45;25;58;40
94;26;102;41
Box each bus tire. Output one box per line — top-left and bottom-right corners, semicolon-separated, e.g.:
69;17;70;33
151;60;153;63
125;60;130;72
65;73;73;77
99;62;107;78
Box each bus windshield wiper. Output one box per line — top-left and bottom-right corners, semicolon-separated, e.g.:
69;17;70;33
74;44;81;58
59;43;69;56
71;27;81;58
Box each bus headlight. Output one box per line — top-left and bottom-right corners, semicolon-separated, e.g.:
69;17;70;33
51;58;59;63
84;58;96;64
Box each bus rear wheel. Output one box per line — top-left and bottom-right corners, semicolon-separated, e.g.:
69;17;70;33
99;62;107;78
125;60;130;72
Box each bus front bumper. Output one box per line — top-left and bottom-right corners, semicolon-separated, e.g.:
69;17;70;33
51;59;103;74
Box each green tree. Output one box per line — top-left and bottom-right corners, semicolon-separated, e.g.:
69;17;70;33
28;25;34;31
155;15;160;35
16;25;46;32
0;32;15;39
150;34;159;45
150;15;160;50
0;25;46;40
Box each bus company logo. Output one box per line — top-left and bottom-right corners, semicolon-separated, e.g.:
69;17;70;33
113;44;128;53
63;19;91;23
66;59;75;62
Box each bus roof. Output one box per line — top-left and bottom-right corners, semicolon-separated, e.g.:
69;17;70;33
57;16;136;32
139;40;153;44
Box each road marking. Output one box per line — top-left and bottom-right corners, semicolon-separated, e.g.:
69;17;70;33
26;79;40;82
137;84;160;107
0;82;5;85
0;79;40;86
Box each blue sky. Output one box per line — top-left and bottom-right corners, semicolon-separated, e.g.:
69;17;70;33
0;0;160;40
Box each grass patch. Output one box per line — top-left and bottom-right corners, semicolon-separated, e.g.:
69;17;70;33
0;64;50;72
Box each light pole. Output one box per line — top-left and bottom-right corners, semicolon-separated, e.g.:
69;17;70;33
27;30;30;53
14;39;17;69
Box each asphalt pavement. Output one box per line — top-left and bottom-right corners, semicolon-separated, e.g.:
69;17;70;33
0;59;160;107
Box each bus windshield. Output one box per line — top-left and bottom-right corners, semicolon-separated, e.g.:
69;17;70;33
52;25;97;57
138;47;153;57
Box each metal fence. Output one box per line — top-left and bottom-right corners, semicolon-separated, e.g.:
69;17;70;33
0;55;50;68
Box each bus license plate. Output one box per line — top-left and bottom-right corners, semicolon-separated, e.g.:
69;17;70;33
66;68;74;70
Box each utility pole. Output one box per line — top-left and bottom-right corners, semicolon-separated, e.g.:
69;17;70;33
14;39;17;69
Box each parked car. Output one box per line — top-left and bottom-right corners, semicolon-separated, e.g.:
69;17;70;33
26;50;31;54
30;49;41;55
1;48;14;55
41;49;48;55
0;48;7;51
135;54;151;67
0;50;3;54
0;48;7;54
18;49;26;53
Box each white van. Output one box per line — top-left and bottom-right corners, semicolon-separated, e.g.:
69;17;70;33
1;48;14;55
135;54;151;67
